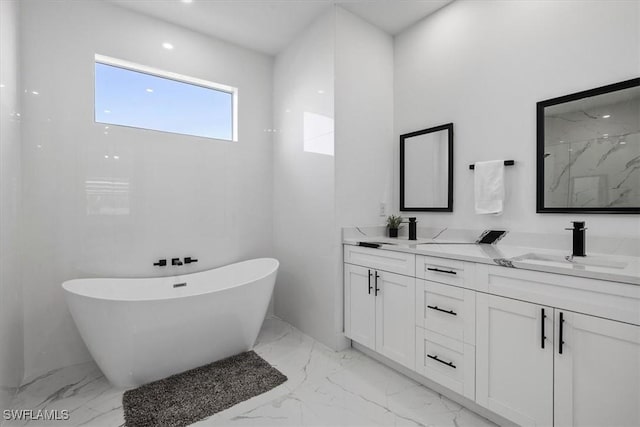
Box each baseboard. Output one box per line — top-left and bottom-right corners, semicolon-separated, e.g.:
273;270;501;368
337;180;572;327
351;342;516;427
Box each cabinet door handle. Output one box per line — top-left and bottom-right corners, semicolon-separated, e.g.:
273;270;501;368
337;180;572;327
368;269;372;295
427;354;456;369
541;308;547;349
558;311;565;354
427;267;457;275
427;305;457;316
374;271;380;296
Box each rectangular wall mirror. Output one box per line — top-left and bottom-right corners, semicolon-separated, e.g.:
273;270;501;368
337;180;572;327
400;123;453;212
537;78;640;213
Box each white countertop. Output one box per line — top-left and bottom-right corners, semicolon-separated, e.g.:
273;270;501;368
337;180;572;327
343;235;640;285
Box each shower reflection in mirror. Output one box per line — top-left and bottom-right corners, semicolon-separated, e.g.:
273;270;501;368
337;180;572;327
537;78;640;213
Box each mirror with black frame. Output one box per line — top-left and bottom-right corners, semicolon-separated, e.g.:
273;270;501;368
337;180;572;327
400;123;453;212
537;78;640;213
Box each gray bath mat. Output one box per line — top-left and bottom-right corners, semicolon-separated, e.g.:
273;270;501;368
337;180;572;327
122;351;287;427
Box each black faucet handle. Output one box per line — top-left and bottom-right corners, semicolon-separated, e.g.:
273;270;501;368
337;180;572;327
171;258;183;266
153;259;167;267
566;221;587;231
184;257;198;264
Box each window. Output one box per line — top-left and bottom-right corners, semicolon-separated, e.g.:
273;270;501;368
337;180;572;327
94;54;237;141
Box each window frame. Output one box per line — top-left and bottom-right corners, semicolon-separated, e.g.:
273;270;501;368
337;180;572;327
94;54;238;142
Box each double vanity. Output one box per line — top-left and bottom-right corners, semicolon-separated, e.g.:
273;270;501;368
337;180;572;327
343;230;639;426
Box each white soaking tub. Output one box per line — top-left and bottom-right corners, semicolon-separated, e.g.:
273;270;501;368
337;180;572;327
62;258;279;388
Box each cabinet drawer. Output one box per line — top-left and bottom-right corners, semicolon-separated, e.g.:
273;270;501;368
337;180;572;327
416;255;472;288
344;245;415;276
415;327;475;400
416;279;475;345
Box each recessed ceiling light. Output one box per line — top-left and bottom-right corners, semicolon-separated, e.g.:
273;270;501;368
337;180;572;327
31;91;39;95
0;84;6;88
162;42;174;50
620;141;627;145
113;155;120;159
104;155;110;159
317;90;325;94
146;88;154;93
181;0;193;3
104;110;111;114
602;114;611;118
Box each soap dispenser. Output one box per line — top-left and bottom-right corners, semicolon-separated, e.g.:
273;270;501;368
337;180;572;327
408;217;417;240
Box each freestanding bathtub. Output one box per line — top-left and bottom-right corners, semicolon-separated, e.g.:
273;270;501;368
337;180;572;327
62;258;278;388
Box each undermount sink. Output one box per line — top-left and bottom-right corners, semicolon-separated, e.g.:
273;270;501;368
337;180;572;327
512;252;628;270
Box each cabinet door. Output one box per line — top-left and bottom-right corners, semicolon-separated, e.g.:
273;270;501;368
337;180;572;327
476;293;553;427
344;264;376;349
375;270;415;369
555;311;640;427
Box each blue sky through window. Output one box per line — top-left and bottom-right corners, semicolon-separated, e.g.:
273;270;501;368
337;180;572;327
95;62;233;140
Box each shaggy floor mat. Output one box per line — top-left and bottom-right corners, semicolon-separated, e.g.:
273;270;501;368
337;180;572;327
122;351;287;427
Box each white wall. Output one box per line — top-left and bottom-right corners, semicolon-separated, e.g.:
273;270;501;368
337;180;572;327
272;10;341;348
0;0;24;410
394;0;640;238
273;6;394;351
334;7;394;345
20;0;274;379
335;7;395;227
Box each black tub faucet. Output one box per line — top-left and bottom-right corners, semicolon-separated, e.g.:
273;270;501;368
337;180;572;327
172;258;183;266
565;221;587;257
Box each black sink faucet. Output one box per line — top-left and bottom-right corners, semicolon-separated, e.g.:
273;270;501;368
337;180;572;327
408;217;417;241
400;218;418;240
172;258;183;266
565;221;587;257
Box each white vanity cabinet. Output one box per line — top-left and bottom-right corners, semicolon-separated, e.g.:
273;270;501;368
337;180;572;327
554;311;640;427
343;242;640;427
344;246;416;369
476;293;554;426
344;264;376;349
476;266;640;427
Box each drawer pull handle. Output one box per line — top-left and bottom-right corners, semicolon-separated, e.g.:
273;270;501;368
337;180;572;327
427;267;457;275
541;308;546;349
427;354;456;369
427;305;457;316
559;312;565;355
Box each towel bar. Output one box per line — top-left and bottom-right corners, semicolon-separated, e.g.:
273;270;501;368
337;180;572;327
469;160;515;170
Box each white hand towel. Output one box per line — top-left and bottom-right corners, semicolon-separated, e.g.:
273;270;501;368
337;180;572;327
474;160;505;215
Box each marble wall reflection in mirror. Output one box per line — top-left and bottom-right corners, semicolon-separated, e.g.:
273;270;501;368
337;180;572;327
537;78;640;213
400;123;453;212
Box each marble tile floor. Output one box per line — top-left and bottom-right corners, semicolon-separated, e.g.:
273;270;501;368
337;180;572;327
4;317;496;427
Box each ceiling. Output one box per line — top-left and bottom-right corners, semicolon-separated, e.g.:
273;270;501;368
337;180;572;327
339;0;452;35
108;0;453;56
